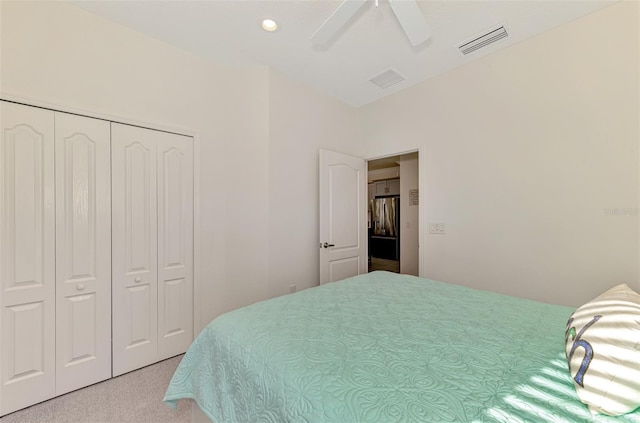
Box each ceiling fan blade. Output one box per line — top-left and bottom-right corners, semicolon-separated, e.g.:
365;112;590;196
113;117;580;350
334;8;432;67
389;0;431;46
310;0;368;45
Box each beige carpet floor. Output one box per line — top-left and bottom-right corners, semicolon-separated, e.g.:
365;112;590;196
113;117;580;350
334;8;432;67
0;355;190;423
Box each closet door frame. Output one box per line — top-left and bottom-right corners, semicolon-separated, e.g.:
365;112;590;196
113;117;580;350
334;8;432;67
0;95;203;364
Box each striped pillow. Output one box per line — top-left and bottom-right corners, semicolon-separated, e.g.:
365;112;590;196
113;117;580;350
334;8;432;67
565;284;640;416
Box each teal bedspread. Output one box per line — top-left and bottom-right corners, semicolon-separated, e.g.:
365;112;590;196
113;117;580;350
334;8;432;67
164;271;640;422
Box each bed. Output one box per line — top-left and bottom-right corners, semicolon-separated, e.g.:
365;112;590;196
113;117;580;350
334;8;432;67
164;271;640;422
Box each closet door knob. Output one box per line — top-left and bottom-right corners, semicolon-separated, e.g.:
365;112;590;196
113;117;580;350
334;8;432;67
77;284;85;291
135;277;142;283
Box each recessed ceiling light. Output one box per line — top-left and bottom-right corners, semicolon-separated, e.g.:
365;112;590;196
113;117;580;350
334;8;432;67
261;19;278;32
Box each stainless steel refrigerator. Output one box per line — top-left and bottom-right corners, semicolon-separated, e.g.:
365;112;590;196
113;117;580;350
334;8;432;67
369;196;400;260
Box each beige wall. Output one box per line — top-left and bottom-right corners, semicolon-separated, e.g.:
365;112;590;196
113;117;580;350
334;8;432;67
0;1;271;327
0;1;362;323
2;0;638;313
399;153;419;276
358;1;640;306
267;69;360;297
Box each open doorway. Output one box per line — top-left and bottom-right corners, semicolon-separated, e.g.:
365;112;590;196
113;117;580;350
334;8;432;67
367;152;419;275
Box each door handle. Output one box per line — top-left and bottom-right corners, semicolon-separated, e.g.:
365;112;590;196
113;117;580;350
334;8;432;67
323;242;335;248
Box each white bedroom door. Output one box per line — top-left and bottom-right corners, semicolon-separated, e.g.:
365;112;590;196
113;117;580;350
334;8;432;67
0;102;56;415
54;112;112;395
319;149;367;284
111;123;159;377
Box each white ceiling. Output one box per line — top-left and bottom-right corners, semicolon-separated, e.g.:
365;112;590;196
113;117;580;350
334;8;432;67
72;0;616;107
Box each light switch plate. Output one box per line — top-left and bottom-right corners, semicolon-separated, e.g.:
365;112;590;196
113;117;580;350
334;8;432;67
429;222;446;234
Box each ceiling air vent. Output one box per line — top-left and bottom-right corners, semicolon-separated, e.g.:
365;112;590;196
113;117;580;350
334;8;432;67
458;24;508;55
369;69;405;89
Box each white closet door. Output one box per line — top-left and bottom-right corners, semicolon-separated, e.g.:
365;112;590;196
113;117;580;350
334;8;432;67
54;113;111;395
0;102;56;415
111;123;158;377
157;132;193;360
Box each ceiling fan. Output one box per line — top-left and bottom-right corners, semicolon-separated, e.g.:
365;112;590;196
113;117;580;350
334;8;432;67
310;0;431;47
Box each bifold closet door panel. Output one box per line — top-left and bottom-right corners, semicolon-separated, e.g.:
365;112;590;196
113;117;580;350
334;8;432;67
54;112;111;395
0;101;56;415
111;123;158;377
157;132;193;361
